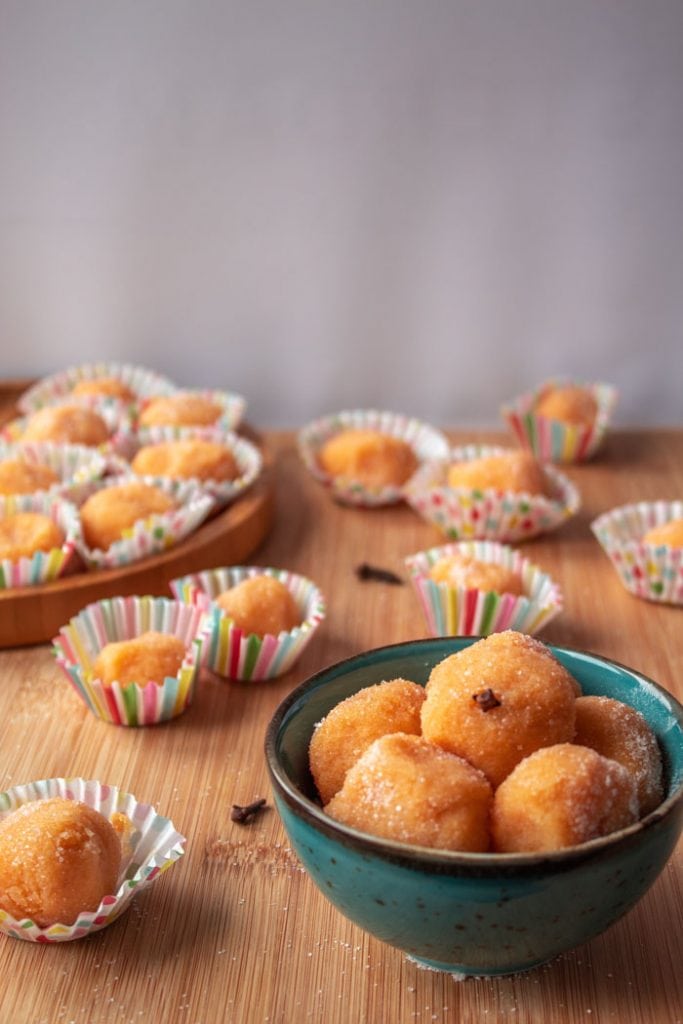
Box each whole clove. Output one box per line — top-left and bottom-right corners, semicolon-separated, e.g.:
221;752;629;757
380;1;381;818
472;688;502;712
230;798;267;825
355;563;403;585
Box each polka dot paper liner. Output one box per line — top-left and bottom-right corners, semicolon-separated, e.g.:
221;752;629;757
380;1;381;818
297;409;450;507
0;491;81;588
0;440;107;497
405;540;563;637
171;566;326;681
53;595;210;726
591;500;683;605
403;444;580;543
17;361;177;414
135;388;247;434
501;379;617;463
0;777;185;942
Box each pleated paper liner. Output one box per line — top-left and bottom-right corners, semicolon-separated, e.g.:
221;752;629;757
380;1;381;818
501;379;617;463
2;397;137;461
17;361;177;414
297;408;450;506
171;566;326;681
135;388;247;434
0;492;80;588
591;500;683;605
403;444;580;543
0;440;107;497
0;777;185;942
53;595;210;725
405;540;563;637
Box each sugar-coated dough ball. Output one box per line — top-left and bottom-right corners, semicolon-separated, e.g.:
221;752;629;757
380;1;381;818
534;385;598;426
325;733;492;852
574;696;664;816
446;451;554;498
421;631;579;787
429;553;524;596
92;630;187;687
138;394;222;428
71;377;136;402
0;459;59;496
492;744;638;852
642;517;683;549
0;512;65;561
131;440;239;482
215;575;300;637
22;405;110;446
80;482;174;551
0;798;122;926
309;678;426;804
318;429;419;489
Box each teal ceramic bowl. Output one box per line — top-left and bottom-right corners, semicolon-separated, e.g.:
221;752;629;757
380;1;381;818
265;637;683;976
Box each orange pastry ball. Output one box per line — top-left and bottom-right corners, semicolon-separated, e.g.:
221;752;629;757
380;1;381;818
309;678;426;804
535;385;598;426
318;429;419;489
574;696;664;816
0;459;59;496
22;405;110;446
325;733;492;852
642;517;683;549
428;553;524;596
446;451;554;498
80;482;174;551
492;744;638;853
421;631;579;787
0;512;65;561
214;575;300;637
138;394;222;428
131;440;239;482
92;630;186;687
71;377;136;402
0;798;122;926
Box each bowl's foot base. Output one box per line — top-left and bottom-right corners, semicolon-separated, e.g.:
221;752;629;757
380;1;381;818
405;953;553;978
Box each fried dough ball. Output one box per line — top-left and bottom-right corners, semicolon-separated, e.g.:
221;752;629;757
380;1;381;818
318;429;419;489
215;575;301;637
71;377;136;402
429;553;524;596
92;630;186;687
309;679;426;804
325;733;492;851
421;631;579;787
138;394;222;428
446;451;554;499
574;696;664;816
492;744;639;853
0;798;122;926
534;385;598;426
22;405;110;446
79;482;174;551
131;440;239;482
642;517;683;549
0;459;59;496
0;512;65;561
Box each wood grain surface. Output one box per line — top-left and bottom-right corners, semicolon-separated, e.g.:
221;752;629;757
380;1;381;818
0;428;681;1024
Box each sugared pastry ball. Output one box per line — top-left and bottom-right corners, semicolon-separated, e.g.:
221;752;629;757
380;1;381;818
0;512;65;561
22;405;110;446
214;575;300;638
309;678;426;804
138;394;222;428
80;481;174;551
325;733;492;852
446;451;554;498
92;630;186;687
574;696;664;816
0;459;59;496
492;744;639;853
0;798;121;926
642;517;683;549
429;553;524;596
71;377;136;402
131;440;239;482
421;631;579;787
534;385;598;426
318;429;419;489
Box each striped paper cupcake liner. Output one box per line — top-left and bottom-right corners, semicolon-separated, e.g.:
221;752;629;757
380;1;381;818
3;397;138;461
501;379;617;463
298;409;450;507
171;566;326;681
0;440;107;497
136;388;247;434
53;595;210;725
591;500;683;605
403;444;580;543
0;492;81;588
0;777;185;941
17;361;177;414
405;540;563;637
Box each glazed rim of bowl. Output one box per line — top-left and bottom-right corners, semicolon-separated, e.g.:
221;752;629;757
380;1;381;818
265;637;683;875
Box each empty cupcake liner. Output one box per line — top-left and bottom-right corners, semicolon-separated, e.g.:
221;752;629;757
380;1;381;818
53;595;210;725
591;500;683;604
3;398;137;461
0;777;185;941
0;491;81;588
298;409;450;507
136;388;247;434
0;440;107;497
17;362;177;414
171;566;326;681
403;444;580;543
501;379;617;463
405;540;563;637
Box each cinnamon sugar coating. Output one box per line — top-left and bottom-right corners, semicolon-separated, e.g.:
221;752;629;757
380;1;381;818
22;405;110;446
0;459;59;496
215;575;300;638
534;385;598;426
429;553;524;596
318;429;418;489
132;440;239;482
71;377;135;402
446;451;554;498
80;482;174;551
0;512;65;561
138;394;222;428
92;630;186;687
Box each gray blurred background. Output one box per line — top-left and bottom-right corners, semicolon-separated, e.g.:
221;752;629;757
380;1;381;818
1;0;682;427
